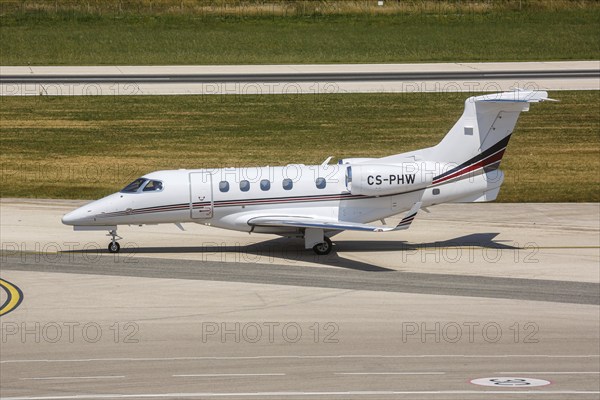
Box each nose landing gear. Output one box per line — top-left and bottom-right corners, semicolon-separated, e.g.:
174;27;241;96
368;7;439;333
107;229;122;253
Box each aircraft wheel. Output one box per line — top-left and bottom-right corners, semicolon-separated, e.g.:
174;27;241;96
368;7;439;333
312;237;332;256
108;242;121;253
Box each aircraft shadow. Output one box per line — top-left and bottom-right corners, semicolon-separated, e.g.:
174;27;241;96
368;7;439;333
334;232;520;252
63;232;517;273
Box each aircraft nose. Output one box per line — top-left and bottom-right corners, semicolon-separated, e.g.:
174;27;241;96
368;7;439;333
61;207;90;225
61;210;80;225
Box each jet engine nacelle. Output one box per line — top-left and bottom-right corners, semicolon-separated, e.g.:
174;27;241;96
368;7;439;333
348;162;437;196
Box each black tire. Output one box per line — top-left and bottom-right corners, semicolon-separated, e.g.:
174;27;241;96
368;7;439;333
108;242;120;253
312;237;333;256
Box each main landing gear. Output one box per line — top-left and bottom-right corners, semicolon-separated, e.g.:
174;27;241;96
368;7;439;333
312;237;333;256
107;229;122;253
304;228;333;256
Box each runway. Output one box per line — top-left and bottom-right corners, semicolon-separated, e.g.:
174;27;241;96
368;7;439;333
2;61;598;95
1;200;599;399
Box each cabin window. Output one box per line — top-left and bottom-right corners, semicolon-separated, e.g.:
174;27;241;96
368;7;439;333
432;188;440;195
282;178;293;190
315;177;326;189
121;178;146;193
219;181;230;193
345;166;352;189
240;180;250;192
260;179;271;191
143;180;163;192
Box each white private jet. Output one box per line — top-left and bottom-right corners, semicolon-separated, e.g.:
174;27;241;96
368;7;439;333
62;90;551;255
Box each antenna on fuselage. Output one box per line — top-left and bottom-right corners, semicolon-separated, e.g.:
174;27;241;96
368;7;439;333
321;156;333;166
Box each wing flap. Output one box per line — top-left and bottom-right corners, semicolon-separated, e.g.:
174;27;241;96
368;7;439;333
247;216;391;232
247;202;422;233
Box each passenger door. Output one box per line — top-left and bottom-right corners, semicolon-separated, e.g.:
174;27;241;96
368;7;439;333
189;172;213;219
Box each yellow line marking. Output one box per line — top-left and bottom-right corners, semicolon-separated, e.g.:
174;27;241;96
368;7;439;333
0;278;24;316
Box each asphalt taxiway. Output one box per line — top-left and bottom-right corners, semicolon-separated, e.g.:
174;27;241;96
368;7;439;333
1;200;599;399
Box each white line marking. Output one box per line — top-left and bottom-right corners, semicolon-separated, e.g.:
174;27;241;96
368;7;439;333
499;372;600;374
2;354;598;364
173;373;285;377
2;390;600;399
335;372;445;375
20;376;125;381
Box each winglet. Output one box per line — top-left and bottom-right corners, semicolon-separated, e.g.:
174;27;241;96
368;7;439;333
394;202;422;231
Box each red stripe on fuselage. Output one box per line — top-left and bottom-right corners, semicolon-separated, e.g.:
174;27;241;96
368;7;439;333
432;148;506;185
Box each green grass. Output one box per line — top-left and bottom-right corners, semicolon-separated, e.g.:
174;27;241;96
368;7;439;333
1;9;599;65
1;91;598;202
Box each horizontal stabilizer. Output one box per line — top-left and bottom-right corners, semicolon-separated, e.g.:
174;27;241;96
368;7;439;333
474;90;551;103
393;201;421;231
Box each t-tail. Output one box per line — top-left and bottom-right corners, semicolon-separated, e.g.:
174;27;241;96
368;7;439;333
434;90;552;201
373;89;553;203
432;89;550;169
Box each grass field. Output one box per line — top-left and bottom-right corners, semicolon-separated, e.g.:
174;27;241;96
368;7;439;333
1;3;598;65
1;91;598;202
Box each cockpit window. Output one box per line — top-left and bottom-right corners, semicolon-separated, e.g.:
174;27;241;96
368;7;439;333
121;178;147;193
143;180;163;192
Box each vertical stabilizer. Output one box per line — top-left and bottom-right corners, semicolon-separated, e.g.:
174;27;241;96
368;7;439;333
374;90;551;203
430;90;549;165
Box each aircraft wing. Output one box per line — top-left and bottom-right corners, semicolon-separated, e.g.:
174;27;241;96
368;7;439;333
248;202;421;233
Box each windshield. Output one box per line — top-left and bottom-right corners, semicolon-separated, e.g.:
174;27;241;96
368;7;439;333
121;178;147;193
143;180;163;192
